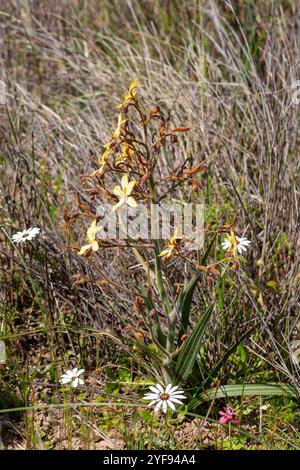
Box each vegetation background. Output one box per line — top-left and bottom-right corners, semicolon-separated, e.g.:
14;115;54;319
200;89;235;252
0;0;299;450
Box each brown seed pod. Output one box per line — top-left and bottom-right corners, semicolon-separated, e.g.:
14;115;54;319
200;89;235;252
149;308;156;319
134;331;144;342
183;161;207;175
181;333;188;343
171;127;190;133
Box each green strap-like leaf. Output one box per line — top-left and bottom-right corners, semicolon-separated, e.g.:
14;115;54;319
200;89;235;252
177;232;218;344
175;305;214;382
200;383;298;401
176;272;201;343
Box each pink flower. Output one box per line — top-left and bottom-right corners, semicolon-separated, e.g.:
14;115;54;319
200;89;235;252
219;405;239;425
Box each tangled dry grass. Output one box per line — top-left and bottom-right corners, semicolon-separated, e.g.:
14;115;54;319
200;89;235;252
0;0;299;450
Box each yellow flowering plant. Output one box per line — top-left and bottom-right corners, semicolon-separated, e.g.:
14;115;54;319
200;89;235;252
78;220;102;256
73;79;252;386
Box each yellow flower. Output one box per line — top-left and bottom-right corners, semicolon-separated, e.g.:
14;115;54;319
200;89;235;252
91;114;126;176
116;79;138;109
159;228;179;258
112;113;126;139
91;144;113;176
78;220;102;255
112;174;137;212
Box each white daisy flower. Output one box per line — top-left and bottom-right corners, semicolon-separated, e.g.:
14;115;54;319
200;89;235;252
222;231;251;255
143;383;186;413
12;227;40;244
60;367;85;388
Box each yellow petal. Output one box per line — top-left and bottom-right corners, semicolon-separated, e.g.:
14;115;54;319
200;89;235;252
116;79;138;109
113;114;126;138
159;248;171;257
90;168;103;176
121;174;129;191
127;196;137;208
117;113;126;128
91;240;99;252
87;220;101;241
121;142;131;158
129;79;138;96
86;220;97;240
125;180;136;196
98;145;112;166
78;244;92;255
113;185;124;198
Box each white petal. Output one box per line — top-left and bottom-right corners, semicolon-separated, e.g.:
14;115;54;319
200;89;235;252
60;373;69;379
169;394;186;400
169;392;186;398
168;385;179;394
167;400;176;411
239;243;247;249
242;245;250;250
222;241;231;250
78;379;84;385
76;368;84;376
72;367;78;374
12;233;22;241
12;231;28;243
237;237;250;244
71;377;79;388
154;401;162;413
162;401;167;413
149;385;161;394
169;389;185;396
144;393;160;400
60;377;71;384
28;235;37;241
165;384;173;393
155;384;164;393
168;397;184;405
148;399;159;407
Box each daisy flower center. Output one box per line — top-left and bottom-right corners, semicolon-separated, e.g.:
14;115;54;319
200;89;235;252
22;232;29;238
160;393;169;400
